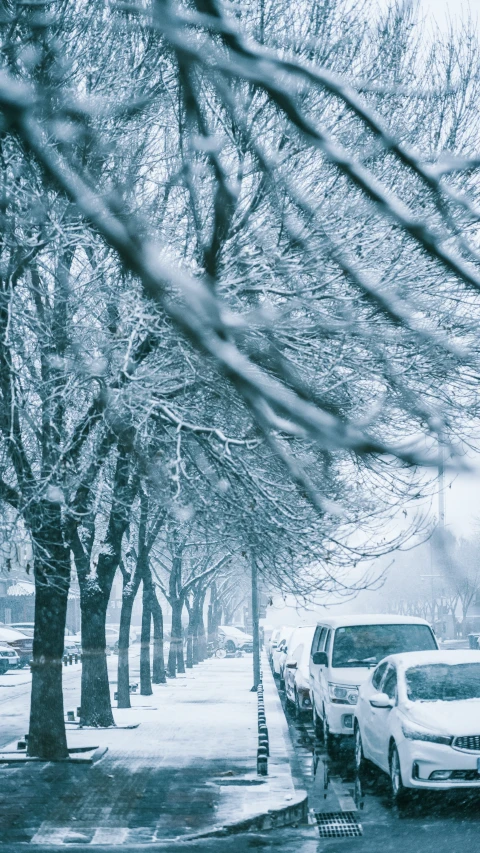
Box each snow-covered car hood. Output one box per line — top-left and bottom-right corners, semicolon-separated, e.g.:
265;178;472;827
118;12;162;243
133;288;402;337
402;700;480;736
330;666;375;687
0;627;30;642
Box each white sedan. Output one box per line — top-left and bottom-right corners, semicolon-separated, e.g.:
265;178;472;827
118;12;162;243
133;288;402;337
354;650;480;802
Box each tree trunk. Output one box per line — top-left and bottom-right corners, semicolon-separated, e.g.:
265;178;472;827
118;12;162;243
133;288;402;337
168;599;184;677
140;580;153;695
207;583;222;645
197;599;207;662
117;574;141;708
79;585;114;727
192;589;206;664
28;505;71;759
150;591;166;684
70;440;137;726
186;603;194;668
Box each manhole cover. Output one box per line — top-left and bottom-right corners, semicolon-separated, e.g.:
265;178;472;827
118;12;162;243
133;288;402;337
315;811;363;838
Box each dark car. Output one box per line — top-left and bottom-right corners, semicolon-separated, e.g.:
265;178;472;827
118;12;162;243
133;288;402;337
0;627;33;667
0;642;20;674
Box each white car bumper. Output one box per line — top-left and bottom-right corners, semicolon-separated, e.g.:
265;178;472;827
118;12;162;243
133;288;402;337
398;738;480;789
326;702;356;735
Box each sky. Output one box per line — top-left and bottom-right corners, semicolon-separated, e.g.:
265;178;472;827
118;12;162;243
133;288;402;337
418;0;479;27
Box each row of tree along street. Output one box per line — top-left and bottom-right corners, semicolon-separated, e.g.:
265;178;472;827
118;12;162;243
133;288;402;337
2;0;480;759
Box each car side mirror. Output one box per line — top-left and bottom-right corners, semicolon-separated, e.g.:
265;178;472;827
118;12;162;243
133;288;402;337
286;661;297;669
369;692;394;709
312;651;328;666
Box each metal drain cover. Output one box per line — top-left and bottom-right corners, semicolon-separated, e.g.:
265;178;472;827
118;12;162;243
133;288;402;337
315;811;363;838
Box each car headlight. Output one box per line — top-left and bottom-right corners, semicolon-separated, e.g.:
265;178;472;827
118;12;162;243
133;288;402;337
402;725;453;746
328;683;358;705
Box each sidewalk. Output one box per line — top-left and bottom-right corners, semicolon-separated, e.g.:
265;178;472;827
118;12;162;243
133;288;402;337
0;654;306;845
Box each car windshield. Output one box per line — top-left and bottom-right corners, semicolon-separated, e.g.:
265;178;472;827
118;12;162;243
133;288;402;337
332;624;437;668
405;663;480;702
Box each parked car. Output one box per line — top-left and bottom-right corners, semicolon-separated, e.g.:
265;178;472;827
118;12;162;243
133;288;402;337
309;614;438;753
284;625;316;716
218;626;253;653
9;622;35;637
272;626;294;678
267;628;281;664
354;649;480;802
71;627;122;652
0;626;33;667
0;641;20;674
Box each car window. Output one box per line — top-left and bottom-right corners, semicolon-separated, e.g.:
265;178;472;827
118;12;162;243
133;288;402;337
372;661;389;691
322;629;331;654
405;663;480;702
331;624;437;668
383;666;397;700
311;627;321;653
312;627;326;654
290;643;303;662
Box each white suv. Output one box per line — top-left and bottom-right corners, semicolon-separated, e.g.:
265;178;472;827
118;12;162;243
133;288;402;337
309;614;438;754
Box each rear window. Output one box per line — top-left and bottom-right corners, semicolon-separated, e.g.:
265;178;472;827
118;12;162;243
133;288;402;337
332;624;437;668
406;663;480;702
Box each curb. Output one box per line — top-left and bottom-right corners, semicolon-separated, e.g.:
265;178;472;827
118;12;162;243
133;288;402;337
0;746;108;765
159;791;308;842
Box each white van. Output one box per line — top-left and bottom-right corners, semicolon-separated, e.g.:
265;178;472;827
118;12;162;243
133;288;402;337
309;614;438;752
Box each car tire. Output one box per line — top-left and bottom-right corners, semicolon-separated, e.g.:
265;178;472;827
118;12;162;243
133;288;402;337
225;640;236;654
389;743;409;805
313;701;324;740
0;661;8;675
294;690;302;719
323;709;336;756
354;724;367;777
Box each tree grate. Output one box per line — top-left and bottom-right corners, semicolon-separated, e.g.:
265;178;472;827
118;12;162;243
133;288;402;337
314;811;363;838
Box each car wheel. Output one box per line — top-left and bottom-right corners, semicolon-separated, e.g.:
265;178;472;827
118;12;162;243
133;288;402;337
0;661;8;675
323;709;336;755
354;725;367;777
225;640;236;654
294;690;302;719
390;743;409;805
313;701;324;740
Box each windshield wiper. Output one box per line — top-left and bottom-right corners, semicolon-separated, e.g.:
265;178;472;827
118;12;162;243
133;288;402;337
338;657;378;668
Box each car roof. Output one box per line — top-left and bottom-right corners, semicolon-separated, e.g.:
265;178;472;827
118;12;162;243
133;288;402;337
380;649;480;669
0;626;30;640
288;625;316;647
313;613;432;629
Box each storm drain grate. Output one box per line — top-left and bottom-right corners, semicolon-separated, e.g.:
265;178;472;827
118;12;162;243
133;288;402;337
314;811;363;838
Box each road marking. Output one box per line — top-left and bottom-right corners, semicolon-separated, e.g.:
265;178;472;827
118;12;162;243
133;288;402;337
91;827;129;845
330;778;357;812
30;824;71;844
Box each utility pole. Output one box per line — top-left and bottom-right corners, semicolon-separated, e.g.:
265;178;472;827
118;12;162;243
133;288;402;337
251;553;261;691
438;440;446;530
